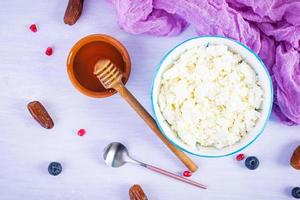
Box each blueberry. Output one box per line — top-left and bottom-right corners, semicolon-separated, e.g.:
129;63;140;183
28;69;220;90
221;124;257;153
245;156;259;170
292;187;300;199
48;162;62;176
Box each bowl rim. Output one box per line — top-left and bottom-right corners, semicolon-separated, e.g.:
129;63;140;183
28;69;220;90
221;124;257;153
150;35;273;158
66;34;131;98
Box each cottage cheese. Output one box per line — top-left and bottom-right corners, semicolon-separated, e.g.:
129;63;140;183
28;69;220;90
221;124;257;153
158;44;263;149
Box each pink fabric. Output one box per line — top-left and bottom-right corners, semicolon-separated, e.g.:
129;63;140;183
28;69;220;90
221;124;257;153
109;0;300;125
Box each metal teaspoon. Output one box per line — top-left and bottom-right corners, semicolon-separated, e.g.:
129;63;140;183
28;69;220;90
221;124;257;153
103;142;207;189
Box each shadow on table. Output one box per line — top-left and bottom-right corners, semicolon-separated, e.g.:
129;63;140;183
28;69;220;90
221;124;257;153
284;186;293;197
277;140;300;167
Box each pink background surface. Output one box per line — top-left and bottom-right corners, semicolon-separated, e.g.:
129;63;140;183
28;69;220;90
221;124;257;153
0;0;299;199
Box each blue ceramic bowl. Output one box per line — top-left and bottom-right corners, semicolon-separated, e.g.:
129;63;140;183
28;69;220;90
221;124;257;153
151;36;273;158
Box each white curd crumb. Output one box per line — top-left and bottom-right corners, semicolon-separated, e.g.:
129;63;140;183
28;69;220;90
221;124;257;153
158;44;263;149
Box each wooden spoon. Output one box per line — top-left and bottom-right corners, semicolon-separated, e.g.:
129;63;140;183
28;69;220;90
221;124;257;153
94;59;198;172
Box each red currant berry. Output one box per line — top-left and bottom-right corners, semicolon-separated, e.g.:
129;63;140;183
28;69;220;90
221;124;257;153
77;129;86;136
236;153;245;161
29;24;37;32
183;170;192;177
45;47;53;56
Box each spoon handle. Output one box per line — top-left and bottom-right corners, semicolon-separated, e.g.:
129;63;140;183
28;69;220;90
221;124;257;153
146;164;207;189
114;83;198;172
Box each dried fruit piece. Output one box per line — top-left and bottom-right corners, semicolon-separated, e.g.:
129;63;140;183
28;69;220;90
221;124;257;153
183;170;192;177
45;47;53;56
291;145;300;170
77;129;86;136
236;153;245;161
27;101;54;129
129;184;148;200
29;24;37;32
64;0;84;25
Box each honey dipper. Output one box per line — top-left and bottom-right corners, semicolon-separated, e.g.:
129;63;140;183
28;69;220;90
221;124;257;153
94;59;198;172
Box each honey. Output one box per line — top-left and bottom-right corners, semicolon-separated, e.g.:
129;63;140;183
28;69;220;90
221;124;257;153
67;34;131;98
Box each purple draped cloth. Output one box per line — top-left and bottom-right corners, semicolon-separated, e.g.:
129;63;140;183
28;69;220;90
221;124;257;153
108;0;300;125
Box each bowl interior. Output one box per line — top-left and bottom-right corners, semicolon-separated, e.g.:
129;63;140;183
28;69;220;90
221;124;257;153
151;36;273;157
67;35;131;98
